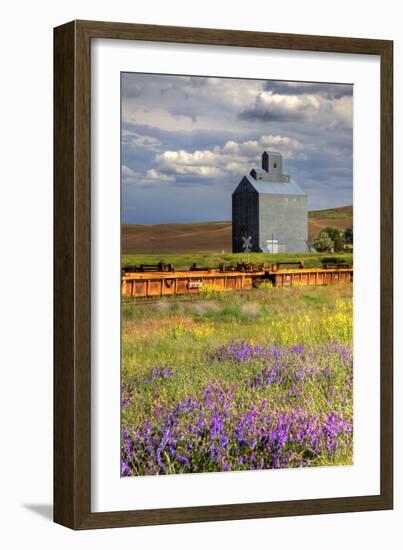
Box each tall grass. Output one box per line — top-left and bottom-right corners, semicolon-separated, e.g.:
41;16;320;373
121;283;353;475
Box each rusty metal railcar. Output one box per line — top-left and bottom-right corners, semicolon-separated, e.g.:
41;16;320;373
122;261;353;299
122;267;265;299
269;267;353;287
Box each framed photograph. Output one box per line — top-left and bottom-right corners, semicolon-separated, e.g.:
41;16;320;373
54;20;393;529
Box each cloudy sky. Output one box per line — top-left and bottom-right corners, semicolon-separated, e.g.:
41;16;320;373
121;73;353;224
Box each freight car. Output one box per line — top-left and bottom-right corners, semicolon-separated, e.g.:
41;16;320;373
122;260;353;299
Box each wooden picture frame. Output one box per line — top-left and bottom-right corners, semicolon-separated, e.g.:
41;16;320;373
54;19;393;529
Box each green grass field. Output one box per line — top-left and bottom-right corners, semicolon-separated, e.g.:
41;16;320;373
122;251;353;270
308;205;353;220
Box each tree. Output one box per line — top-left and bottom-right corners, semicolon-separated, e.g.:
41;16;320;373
345;227;353;245
305;239;315;253
312;232;334;252
318;226;345;252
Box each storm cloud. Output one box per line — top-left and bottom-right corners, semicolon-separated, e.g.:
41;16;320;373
121;73;353;224
263;81;353;99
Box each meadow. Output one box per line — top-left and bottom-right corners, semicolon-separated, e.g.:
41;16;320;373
121;281;353;476
122;251;352;270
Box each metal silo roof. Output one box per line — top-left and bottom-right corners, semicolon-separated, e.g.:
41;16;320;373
245;175;307;196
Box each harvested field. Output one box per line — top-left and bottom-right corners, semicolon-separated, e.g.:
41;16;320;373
122;206;352;254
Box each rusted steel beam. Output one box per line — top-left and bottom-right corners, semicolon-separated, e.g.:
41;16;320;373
122;266;353;298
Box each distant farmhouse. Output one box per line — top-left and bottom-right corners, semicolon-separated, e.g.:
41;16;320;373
232;151;308;253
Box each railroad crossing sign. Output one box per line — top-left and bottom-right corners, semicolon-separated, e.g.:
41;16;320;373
242;235;252;253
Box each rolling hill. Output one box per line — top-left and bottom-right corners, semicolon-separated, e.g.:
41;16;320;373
308;205;353;238
122;205;352;254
